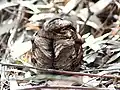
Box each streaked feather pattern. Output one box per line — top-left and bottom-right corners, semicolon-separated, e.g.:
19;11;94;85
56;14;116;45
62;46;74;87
31;18;83;71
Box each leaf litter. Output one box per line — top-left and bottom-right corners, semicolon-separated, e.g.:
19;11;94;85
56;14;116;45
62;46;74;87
0;0;120;90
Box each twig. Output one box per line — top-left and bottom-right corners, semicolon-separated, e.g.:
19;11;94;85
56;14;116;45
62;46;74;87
1;63;120;79
80;1;93;35
102;5;116;27
83;68;120;72
0;5;25;90
16;85;111;90
3;8;29;22
6;6;34;14
0;33;8;44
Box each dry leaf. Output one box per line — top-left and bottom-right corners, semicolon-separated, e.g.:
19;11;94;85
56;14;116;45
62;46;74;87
25;23;40;31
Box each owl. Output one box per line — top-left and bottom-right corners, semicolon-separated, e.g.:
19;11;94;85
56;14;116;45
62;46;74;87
31;18;83;71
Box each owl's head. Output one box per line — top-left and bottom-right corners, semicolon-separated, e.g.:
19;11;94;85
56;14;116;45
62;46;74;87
43;18;75;32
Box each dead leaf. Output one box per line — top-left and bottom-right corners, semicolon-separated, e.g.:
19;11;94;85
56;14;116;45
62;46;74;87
25;23;40;31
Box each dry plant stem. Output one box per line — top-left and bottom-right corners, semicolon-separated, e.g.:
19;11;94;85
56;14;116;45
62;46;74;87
3;8;29;23
80;1;93;35
0;5;25;90
83;68;120;72
7;6;24;48
16;85;111;90
102;6;116;27
1;63;120;79
0;33;8;44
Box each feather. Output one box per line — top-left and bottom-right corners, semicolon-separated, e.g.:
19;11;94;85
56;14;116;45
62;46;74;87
31;18;83;71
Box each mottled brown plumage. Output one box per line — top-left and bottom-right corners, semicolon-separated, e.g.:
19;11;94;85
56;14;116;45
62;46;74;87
31;18;83;71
